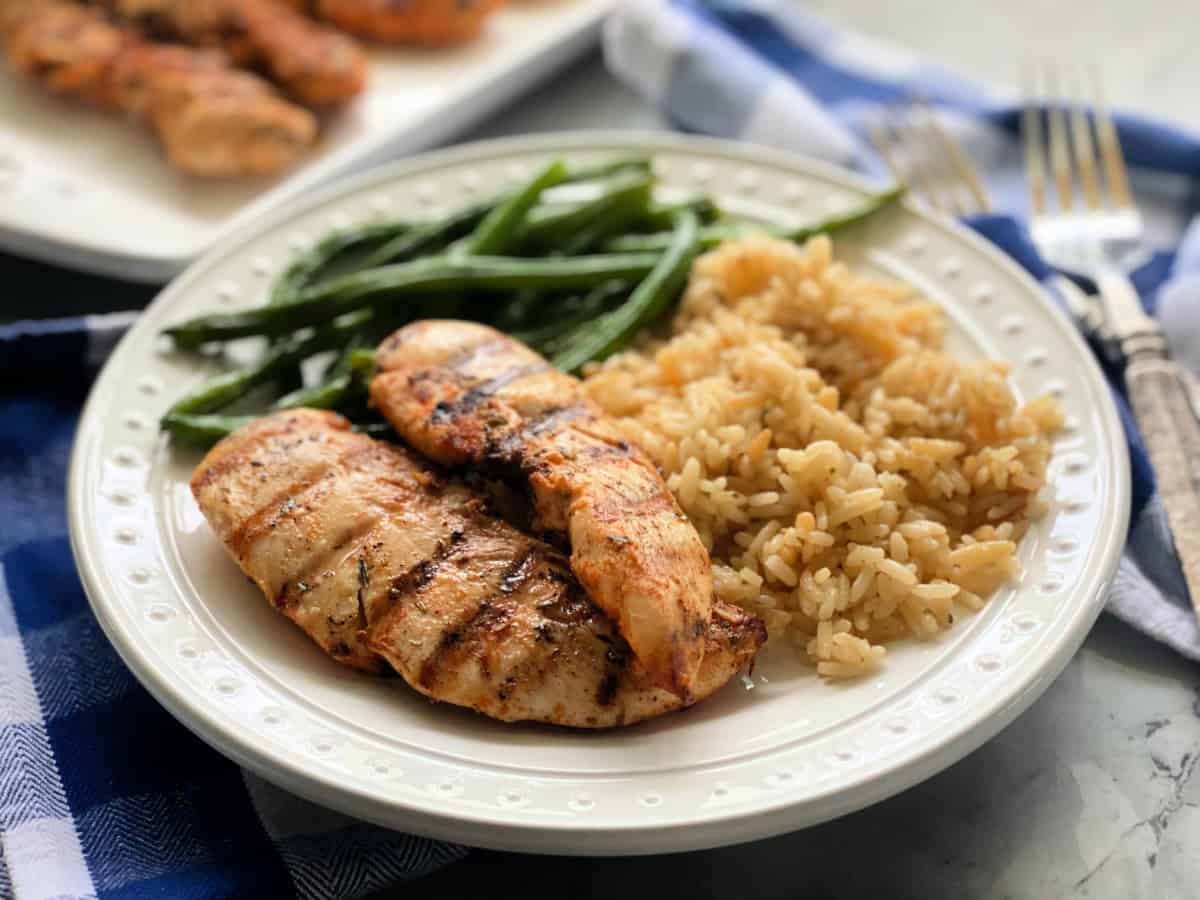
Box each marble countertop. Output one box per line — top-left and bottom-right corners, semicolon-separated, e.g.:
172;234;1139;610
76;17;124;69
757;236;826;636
401;618;1199;899
376;10;1200;896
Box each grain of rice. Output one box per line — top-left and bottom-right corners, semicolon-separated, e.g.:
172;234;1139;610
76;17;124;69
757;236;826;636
765;554;798;587
582;235;1061;680
875;557;917;586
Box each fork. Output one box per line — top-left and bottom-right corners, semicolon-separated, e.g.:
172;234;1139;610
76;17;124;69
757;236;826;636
870;97;991;218
1021;64;1200;615
871;98;1104;335
1022;65;1158;353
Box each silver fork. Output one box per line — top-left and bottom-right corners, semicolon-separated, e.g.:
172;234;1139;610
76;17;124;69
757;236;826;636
1021;64;1200;614
871;99;1104;335
870;97;991;218
1022;64;1159;355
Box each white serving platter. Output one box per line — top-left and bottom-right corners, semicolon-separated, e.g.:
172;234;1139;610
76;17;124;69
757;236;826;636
0;0;610;282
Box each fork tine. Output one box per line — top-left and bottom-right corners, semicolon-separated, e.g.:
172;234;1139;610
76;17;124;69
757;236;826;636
1044;64;1074;211
1065;67;1103;210
872;109;946;213
904;105;965;215
869;118;906;187
1089;66;1134;209
904;109;959;214
1022;66;1048;218
911;100;967;215
917;97;990;214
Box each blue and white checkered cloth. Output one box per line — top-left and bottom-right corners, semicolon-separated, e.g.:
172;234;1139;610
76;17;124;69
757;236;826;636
603;0;1200;658
0;313;465;898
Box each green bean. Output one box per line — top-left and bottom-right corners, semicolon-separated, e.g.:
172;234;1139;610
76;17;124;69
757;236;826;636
466;160;568;256
563;155;651;181
271;325;376;410
268;228;401;355
270;222;408;307
602;186;905;252
488;288;544;332
161;412;256;447
270;372;352;411
640;196;720;231
518;172;653;250
560;202;648;256
356;157;651;269
554;210;700;373
164;253;661;348
511;281;628;353
353;421;395;439
601;223;744;253
358;200;489;269
163;309;374;416
348;348;377;380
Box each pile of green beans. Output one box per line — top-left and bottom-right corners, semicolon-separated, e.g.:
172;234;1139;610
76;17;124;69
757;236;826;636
160;155;902;447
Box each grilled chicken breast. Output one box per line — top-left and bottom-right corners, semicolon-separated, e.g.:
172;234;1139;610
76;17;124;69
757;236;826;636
100;0;368;107
191;410;765;727
370;321;714;701
1;1;316;176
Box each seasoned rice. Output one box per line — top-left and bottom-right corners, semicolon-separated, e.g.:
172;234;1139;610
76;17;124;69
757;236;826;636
582;235;1063;679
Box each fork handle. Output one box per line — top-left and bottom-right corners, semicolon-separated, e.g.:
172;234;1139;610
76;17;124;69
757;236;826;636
1124;351;1200;615
1098;268;1165;357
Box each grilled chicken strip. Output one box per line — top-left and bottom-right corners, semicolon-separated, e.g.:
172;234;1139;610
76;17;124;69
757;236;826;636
99;0;367;107
292;0;504;47
1;1;316;176
191;410;765;727
370;321;714;701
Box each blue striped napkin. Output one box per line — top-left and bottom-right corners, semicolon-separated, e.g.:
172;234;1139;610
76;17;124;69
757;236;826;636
0;314;465;899
603;0;1200;658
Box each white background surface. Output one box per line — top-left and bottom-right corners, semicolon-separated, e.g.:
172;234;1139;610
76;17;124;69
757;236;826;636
804;0;1200;131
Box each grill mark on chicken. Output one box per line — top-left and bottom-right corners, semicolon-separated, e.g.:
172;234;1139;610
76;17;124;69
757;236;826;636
429;361;551;424
596;637;631;707
536;579;599;628
523;402;592;437
237;437;405;573
418;593;515;688
430;549;544;684
410;533;519;688
499;549;537;595
274;515;382;610
355;557;370;630
227;465;332;558
191;444;255;491
191;410;766;727
386;528;465;603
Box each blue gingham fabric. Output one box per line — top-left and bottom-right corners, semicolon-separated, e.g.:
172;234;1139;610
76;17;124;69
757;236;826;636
604;0;1200;658
0;313;465;898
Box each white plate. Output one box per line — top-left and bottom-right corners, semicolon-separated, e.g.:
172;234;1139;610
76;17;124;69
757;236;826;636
0;0;609;283
68;133;1129;855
